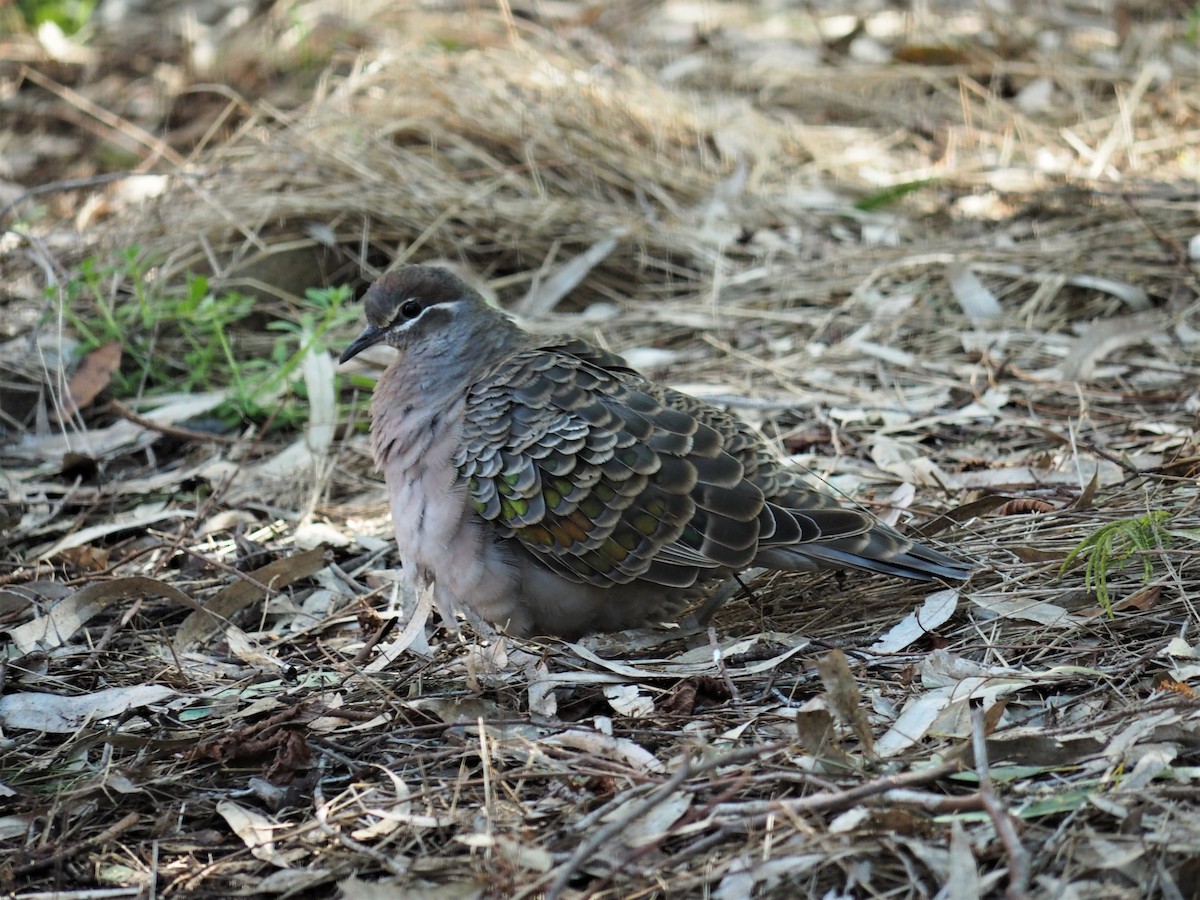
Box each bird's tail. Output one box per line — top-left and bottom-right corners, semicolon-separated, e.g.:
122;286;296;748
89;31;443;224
756;521;972;582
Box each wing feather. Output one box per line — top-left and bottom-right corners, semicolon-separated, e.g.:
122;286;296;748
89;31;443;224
453;342;763;587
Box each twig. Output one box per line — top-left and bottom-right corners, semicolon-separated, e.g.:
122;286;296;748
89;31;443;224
710;759;963;821
20;65;189;168
879;788;986;813
13;812;140;875
972;706;1031;900
585;767;754;897
708;626;743;709
75;595;145;670
0;171;138;224
350;616;399;666
539;742;785;900
108;399;241;446
147;536;274;594
0;563;57;586
546;761;693;900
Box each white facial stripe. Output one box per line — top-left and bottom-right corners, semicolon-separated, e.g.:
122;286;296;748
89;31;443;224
392;298;464;331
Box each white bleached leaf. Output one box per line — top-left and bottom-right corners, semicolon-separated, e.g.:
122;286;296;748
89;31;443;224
971;593;1074;625
293;521;351;550
363;581;434;671
518;230;627;315
828;806;870;834
1057;314;1163;382
1160;638;1197;658
947;263;1002;321
876;688;952;757
544;730;664;773
303;340;336;454
603;684;655;718
0;684;175;732
870;590;959;653
1015;75;1055;112
1065;274;1149;311
620;347;688;370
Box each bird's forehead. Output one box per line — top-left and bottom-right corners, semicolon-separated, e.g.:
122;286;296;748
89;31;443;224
363;268;464;324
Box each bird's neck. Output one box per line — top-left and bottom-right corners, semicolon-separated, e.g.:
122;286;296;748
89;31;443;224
368;317;527;466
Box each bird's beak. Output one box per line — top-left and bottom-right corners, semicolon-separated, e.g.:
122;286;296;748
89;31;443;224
339;324;387;364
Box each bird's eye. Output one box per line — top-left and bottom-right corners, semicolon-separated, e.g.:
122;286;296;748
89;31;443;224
400;299;422;319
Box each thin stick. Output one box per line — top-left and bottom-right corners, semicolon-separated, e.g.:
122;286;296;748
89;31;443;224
540;742;786;900
20;66;189;168
972;706;1031;900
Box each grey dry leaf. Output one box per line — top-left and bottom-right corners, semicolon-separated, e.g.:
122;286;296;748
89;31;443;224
1058;314;1164;382
946;819;982;900
5;575;194;656
338;875;485;900
543;730;665;773
455;834;553;873
172;547;327;652
567;636;810;680
794;697;836;750
13;391;228;464
517;229;627;316
216;800;302;867
36;500;192;560
527;661;559;718
0;817;28;840
795;696;855;769
714;854;824;900
605;790;693;849
969;592;1074;625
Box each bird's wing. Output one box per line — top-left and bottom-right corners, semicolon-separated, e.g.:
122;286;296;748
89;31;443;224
453;341;780;588
642;383;876;544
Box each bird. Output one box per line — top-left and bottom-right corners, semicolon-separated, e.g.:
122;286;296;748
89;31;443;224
339;265;971;639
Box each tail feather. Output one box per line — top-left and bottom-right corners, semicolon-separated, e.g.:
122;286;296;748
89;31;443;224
755;523;972;582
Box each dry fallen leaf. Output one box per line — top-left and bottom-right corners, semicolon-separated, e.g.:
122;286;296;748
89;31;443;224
816;649;875;757
54;544;111;572
55;341;122;421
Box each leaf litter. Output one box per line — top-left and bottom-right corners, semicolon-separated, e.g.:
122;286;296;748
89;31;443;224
2;1;1200;897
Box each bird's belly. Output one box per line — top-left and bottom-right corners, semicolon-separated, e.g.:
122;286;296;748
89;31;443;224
381;437;520;628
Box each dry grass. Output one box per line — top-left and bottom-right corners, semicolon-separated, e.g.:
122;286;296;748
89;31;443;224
3;0;1200;897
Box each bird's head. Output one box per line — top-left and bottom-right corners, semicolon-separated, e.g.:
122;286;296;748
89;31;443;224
339;266;510;365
